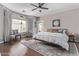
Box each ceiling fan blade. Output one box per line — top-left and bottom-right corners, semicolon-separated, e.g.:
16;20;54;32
40;3;45;6
32;8;38;11
31;4;38;7
38;3;45;7
41;7;48;10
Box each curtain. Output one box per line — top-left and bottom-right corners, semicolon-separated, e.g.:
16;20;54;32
25;19;28;33
3;10;12;42
35;17;40;33
32;17;40;35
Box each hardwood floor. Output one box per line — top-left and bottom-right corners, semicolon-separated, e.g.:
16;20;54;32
0;38;42;56
0;37;79;56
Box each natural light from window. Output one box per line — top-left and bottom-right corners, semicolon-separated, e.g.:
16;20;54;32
12;19;27;33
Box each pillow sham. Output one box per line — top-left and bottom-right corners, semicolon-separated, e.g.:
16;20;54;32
58;29;68;34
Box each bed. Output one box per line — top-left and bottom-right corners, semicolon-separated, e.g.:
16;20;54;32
33;28;69;50
21;28;79;56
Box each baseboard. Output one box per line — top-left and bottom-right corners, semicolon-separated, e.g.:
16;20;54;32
0;41;4;43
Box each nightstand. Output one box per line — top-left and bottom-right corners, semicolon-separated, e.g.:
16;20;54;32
68;33;75;42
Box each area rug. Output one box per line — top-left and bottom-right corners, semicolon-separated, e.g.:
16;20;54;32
21;40;79;56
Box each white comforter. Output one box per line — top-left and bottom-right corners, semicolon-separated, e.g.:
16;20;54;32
33;32;69;50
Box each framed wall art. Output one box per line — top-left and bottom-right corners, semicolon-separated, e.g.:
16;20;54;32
52;19;60;27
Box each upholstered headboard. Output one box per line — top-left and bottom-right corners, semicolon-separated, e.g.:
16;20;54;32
47;28;68;34
47;29;58;32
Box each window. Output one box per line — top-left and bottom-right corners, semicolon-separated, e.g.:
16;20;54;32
12;19;27;33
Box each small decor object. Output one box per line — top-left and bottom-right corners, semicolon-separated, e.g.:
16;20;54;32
52;19;60;27
71;32;75;35
68;32;75;42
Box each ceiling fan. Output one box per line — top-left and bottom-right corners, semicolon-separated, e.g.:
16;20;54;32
31;3;48;12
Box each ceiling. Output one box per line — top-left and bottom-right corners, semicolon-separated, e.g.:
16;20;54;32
1;3;79;17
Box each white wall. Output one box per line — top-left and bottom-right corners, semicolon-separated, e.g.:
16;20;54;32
0;5;4;43
40;8;79;41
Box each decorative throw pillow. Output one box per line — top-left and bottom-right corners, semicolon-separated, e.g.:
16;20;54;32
58;29;63;33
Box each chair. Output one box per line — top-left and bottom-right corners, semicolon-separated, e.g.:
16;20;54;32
10;30;21;40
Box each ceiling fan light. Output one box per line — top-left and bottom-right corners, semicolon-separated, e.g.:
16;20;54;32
39;10;42;12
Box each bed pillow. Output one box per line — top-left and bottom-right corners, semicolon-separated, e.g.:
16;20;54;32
33;32;69;50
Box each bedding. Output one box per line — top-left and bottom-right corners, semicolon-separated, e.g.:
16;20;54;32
33;32;69;50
